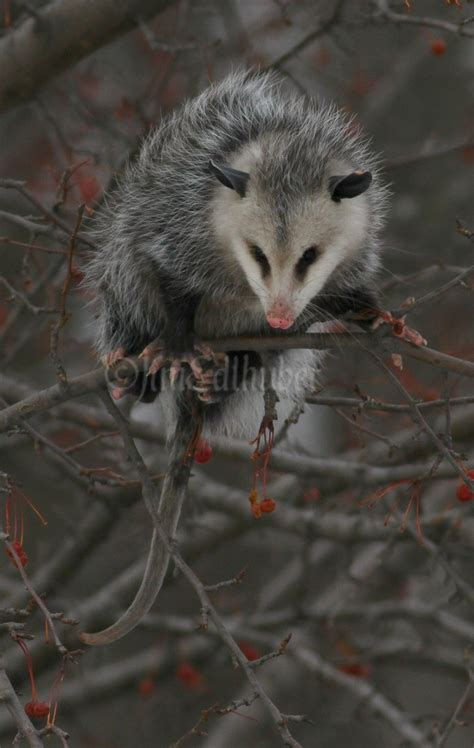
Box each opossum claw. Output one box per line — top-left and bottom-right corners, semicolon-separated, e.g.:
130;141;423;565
138;340;165;375
196;345;227;367
101;347;126;367
192;364;225;403
138;340;224;382
102;348;130;400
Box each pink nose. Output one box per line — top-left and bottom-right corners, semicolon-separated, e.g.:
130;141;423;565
266;302;294;330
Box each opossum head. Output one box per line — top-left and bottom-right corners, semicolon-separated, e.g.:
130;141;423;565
210;146;373;330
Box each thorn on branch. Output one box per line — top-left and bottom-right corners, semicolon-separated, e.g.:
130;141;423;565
250;633;292;670
456;219;474;243
204;567;247;592
49;204;85;385
281;713;314;726
198;605;210;631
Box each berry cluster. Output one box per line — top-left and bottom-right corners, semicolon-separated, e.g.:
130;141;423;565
456;470;474;502
248;490;276;518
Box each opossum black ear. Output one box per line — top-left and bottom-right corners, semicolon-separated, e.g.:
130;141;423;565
329;171;372;202
209;160;249;197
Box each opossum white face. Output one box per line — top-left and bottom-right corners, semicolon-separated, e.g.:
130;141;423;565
210;159;372;330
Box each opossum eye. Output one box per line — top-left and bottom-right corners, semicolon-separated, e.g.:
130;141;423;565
250;244;270;275
295;245;319;277
302;246;318;264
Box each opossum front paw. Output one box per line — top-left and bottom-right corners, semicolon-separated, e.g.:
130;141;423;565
138;341;166;376
138;341;202;381
138;339;226;387
101;347;130;400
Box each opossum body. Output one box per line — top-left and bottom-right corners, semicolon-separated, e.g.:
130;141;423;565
87;70;388;438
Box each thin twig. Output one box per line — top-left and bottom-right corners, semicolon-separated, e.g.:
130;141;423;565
50;204;85;383
435;669;474;747
0;276;57;315
0;180;95;248
373;0;474;38
268;0;346;68
0;532;68;656
366;344;474;489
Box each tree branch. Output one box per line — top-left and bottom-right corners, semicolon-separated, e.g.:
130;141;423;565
373;0;474;38
1;331;474;434
0;662;43;747
0;0;175;115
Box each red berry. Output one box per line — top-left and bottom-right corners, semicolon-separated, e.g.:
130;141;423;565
6;541;28;567
194;438;212;464
456;470;474;502
25;700;50;718
340;663;370;678
461;146;474;165
176;662;203;689
431;39;447;56
138;677;155;696
304;487;321;503
457;483;473;502
77;174;101;205
238;642;261;661
260;498;276;514
70;267;85;284
115;97;135;121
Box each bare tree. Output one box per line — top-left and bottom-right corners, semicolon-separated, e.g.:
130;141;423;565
0;1;473;746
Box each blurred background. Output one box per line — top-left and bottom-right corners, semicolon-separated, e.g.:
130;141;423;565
0;1;473;746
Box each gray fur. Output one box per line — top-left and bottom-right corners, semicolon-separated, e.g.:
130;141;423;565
86;70;388;437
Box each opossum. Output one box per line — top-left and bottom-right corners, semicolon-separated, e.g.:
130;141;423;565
87;70;388;438
81;70;388;647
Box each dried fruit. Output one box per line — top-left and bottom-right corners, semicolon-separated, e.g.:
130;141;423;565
431;39;447;56
250;406;277;509
176;662;203;690
304;487;321;503
248;490;277;518
77;174;101;205
194;438;213;464
456;470;474;502
70;267;85;284
115;97;135;121
5;540;28;567
373;310;427;347
251;502;262;518
24;700;50;718
138;677;155;696
239;642;261;661
260;498;276;514
340;663;370;678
